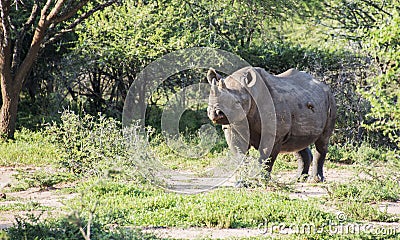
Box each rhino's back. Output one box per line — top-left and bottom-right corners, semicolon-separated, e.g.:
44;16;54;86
257;68;332;138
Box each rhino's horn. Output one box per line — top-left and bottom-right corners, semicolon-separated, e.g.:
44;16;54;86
211;78;217;85
211;84;219;96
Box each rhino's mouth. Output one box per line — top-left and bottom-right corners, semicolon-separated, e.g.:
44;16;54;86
212;112;229;124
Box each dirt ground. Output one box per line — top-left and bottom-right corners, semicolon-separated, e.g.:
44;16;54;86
1;166;399;239
0;167;77;230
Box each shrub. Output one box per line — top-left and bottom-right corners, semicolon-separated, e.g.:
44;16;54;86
359;10;400;150
46;110;148;180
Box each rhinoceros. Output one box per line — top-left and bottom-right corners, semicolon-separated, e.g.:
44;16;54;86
207;67;336;182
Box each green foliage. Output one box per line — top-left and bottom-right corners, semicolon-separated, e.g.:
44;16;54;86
11;169;75;191
329;178;400;204
3;212;156;240
45;110;151;183
145;105;209;135
0;202;49;212
46;111;129;177
0;231;9;240
338;201;398;222
0;128;60;167
360;10;400;149
144;105;163;133
321;0;397;41
327;142;390;164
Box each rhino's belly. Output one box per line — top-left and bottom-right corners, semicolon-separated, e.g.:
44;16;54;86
279;135;320;153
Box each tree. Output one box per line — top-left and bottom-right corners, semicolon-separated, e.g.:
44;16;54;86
0;0;117;139
361;9;400;148
61;0;303;115
320;0;400;148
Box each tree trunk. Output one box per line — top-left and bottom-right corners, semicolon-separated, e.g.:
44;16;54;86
0;0;117;139
0;87;19;139
0;61;22;139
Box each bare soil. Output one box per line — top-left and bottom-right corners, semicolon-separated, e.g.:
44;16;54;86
0;167;77;230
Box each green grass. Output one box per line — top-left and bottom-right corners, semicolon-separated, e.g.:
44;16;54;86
0;129;60;167
68;179;335;229
328;178;400;203
327;142;392;164
0;202;50;212
9;169;76;191
1;124;400;239
337;201;398;222
1;213;158;240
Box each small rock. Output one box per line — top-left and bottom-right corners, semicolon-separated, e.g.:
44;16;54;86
0;193;6;199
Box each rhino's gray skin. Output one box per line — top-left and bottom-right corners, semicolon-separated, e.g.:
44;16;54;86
207;67;336;182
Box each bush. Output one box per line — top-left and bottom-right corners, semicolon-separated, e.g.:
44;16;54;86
360;11;400;150
46;110;148;179
327;142;389;164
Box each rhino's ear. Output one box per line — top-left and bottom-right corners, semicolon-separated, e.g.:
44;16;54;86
207;68;222;85
243;69;257;87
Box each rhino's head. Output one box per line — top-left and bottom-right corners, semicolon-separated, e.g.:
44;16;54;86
207;68;255;125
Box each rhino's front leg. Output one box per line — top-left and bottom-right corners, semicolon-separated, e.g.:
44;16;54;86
223;124;252;187
222;124;249;156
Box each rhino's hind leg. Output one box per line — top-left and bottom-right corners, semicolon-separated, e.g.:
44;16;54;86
295;148;312;182
309;139;328;183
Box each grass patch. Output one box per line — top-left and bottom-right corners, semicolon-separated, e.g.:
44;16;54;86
328;179;400;203
273;153;297;172
0;129;60;167
10;169;76;191
337;201;399;222
327;152;400;205
0;202;50;212
67;180;335;229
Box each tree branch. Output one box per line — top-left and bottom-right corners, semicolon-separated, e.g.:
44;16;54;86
44;0;118;47
12;1;39;71
41;0;53;19
0;0;11;48
0;0;12;82
46;0;68;21
51;0;89;24
13;0;54;89
359;0;392;17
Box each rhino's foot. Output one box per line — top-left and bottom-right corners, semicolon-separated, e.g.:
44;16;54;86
296;174;309;183
307;175;324;183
